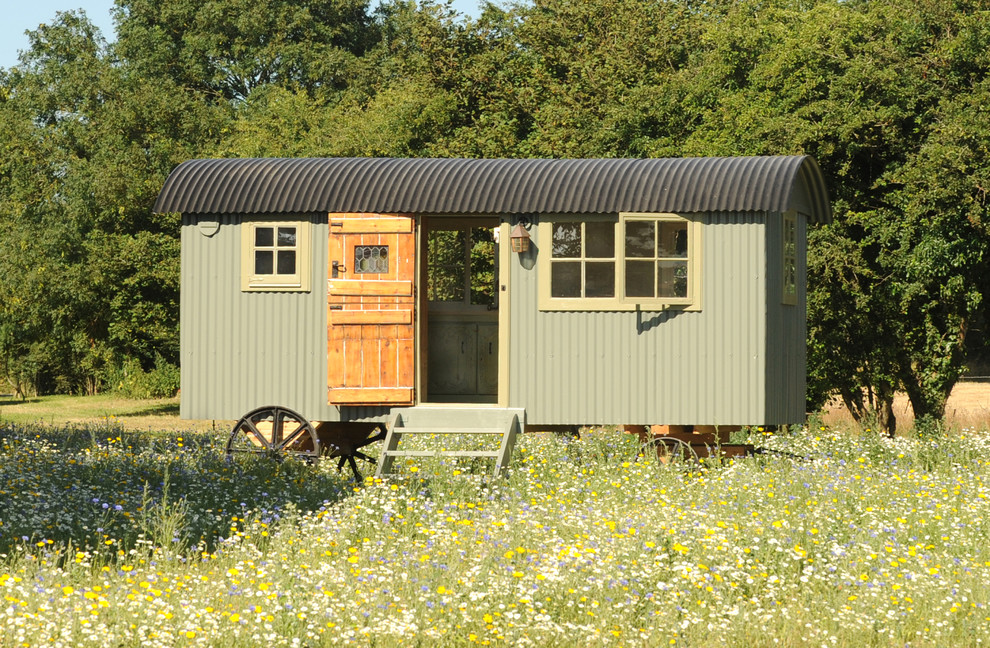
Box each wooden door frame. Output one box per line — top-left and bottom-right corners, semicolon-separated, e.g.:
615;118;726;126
497;218;510;408
416;216;509;407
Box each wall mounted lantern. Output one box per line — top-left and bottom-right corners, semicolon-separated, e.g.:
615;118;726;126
510;215;532;253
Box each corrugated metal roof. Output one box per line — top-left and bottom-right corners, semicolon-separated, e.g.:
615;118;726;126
154;156;831;223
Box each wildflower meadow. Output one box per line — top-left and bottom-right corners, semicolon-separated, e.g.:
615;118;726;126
1;420;989;647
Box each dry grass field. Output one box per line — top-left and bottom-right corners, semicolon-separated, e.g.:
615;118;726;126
0;394;229;434
821;379;990;432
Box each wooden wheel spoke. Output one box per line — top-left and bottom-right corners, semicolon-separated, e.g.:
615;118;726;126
270;407;286;446
240;418;275;452
653;438;698;464
277;423;310;451
636;436;699;466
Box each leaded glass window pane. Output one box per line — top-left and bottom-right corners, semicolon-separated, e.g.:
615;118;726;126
354;245;389;274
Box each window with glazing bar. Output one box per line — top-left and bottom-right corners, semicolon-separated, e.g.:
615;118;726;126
539;213;701;311
241;219;312;292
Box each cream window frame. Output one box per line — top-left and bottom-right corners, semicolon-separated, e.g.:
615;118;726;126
240;219;312;292
538;213;702;311
782;212;797;306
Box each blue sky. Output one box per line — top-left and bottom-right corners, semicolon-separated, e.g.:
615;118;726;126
0;1;483;71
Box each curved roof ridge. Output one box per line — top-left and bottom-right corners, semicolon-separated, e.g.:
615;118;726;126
153;156;831;224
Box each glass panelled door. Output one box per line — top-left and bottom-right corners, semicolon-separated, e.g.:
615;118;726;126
425;220;499;402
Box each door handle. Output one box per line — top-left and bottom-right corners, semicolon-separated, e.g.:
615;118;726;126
332;260;347;278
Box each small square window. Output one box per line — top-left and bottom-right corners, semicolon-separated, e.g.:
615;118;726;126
241;220;311;292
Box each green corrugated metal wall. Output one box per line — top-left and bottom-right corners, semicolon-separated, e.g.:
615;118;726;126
181;210;805;427
507;212;774;426
764;212;809;425
179;214;342;422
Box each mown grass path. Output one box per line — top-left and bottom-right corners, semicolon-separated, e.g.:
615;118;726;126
1;422;989;647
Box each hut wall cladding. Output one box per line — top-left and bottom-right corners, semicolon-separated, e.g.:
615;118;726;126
180;213;342;422
764;212;809;424
509;212;768;426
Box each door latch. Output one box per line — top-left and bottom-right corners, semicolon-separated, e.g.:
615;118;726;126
332;260;347;278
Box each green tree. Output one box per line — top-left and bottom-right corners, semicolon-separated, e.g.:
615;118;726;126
1;0;384;394
0;11;220;394
670;0;990;432
113;0;377;103
885;75;990;422
0;12;112;394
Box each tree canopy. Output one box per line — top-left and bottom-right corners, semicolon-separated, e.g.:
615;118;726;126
1;0;988;431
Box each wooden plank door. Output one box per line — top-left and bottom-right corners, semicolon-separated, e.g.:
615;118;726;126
328;213;416;405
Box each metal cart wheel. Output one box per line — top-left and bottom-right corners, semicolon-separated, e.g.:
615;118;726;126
226;405;320;464
640;436;700;464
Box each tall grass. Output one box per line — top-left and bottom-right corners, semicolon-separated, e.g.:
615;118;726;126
1;420;989;646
